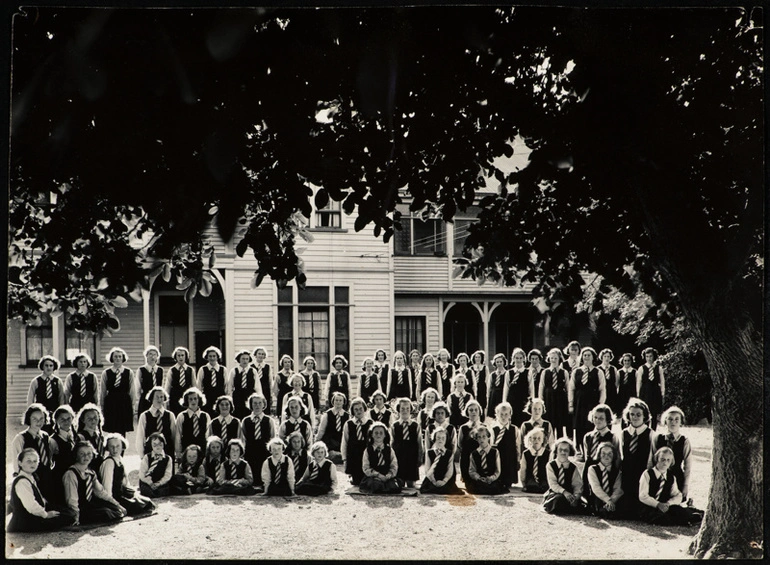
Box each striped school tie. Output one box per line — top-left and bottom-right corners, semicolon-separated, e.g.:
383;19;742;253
241;369;247;390
629;430;638;454
335;414;342;433
211;368;217;388
495;372;502;387
85;472;94;501
376;448;385;468
337;374;343;389
156;413;164;436
308;374;314;392
426;371;432;386
667;434;676;449
273;462;282;485
591;436;601;461
44;378;53;399
648;368;655;381
292;453;300;472
80;375;87;398
215;461;225;483
552;372;558;390
220;420;228;443
479;452;487;474
309;462;319;481
533;455;540;483
601;467;610;493
114;371;121;388
459;395;466;413
557;464;565;487
253;417;261;440
147;455;162;478
398;370;404;385
495;426;506;446
37;436;49;466
655;473;666;500
180;368;187;389
229;461;237;480
256;366;263;386
511;371;519;384
581;370;588;385
192;413;200;438
364;375;371;390
402;423;410;442
356;421;363;441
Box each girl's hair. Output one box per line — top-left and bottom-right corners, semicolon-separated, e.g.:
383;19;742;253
172;346;190;363
395;397;413;413
420;352;436;370
267;437;286;451
181;387;207;408
392;350;407;365
226;438;246;458
329;391;347;405
430;426;448;443
492;352;508;366
552;437;577;458
143;345;161;358
373;349;388;362
463;399;483;419
563;341;581;355
524;397;546;415
661;405;686;426
455;352;470;365
527;349;543;362
420;387;439;404
302;355;317;368
205;436;224;457
429;401;450;419
370;390;387;404
494;401;513;418
72;352;93;368
215;395;234;413
145;385;167;403
622;398;651;424
286;396;308;413
470;426;491;441
436;348;451;361
641;347;659;360
510;347;527;363
580;346;598;363
147;431;167;447
452;372;468;385
653;446;675;464
349;397;368;416
18;447;40;464
235;349;253;363
361;357;374;371
598;348;615;361
23;403;50;425
289;373;307;387
596;442;618;466
588;403;614;423
202;346;223;362
286;430;307;449
181;444;203;467
73;440;97;458
367;421;391;444
546;348;564;363
471;350;486;364
279;354;295;370
620;352;635;364
105;347;128;364
104;432;129;451
247;392;268;410
408;349;422;362
331;354;349;369
53;405;77;428
37;354;61;371
76;403;104;431
523;427;546;448
310;441;328;457
252;346;268;359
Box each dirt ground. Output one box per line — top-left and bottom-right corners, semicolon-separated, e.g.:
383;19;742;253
5;422;713;560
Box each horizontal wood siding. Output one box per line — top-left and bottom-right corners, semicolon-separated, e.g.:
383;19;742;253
193;294;223;333
394;297;441;355
7;320;30;421
231;269;276;360
393;256;448;292
100;300;146;369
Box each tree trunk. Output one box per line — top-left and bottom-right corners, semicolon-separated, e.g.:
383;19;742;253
686;309;763;559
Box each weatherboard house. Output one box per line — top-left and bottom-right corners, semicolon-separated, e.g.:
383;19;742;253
6;191;589;417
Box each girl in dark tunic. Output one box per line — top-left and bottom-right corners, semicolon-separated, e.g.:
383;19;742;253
100;347;136;436
571;347;606;459
136;346;164;416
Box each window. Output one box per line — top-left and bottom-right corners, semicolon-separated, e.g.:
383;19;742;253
158;295;189;363
25;313;53;367
452;206;482;256
315;199;342;229
65;325;97;367
395;316;426;355
278;286;350;373
394;206;446;256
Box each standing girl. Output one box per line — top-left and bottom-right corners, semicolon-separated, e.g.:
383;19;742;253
617;353;638;421
457;399;484;484
100;347;137;436
491;402;520;488
300;356;321;416
409;350;423;394
135;386;176;458
341;397;371;486
418;353;441;400
252;347;273;415
391;397;422;488
447;374;474;429
653;406;693;501
240;392;275;490
196;346;226;418
570;347;606;459
174;387;209;457
165;346;194;417
229;350;260;420
562;341;582;374
454;353;471;385
420;427;462;494
503;348;534;427
469;350;488;417
295;441;338;496
207;395;242;447
100;433;155;515
315;391;349;463
487;353;508;419
620;398;655;509
598;349;619;419
418;387;439;433
26;356;66;430
385;350;413;401
435;348;455;401
543;438;584;515
637;347;665;430
360;422;403;494
64;353;99;414
49;405;78;505
136;346;164;416
373;349;390;393
527;349;545;396
539;348;571;439
359;357;381;404
76;403;106;473
326;355;351;409
466;426;508;495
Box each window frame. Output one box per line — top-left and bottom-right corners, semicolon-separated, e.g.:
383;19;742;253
393;206;447;257
394;316;426;356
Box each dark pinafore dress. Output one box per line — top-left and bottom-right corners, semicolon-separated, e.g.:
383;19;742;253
137;366;164;415
505;368;530;427
103;368;134;434
391;420;420;482
168;365;194;416
198;365;226;418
